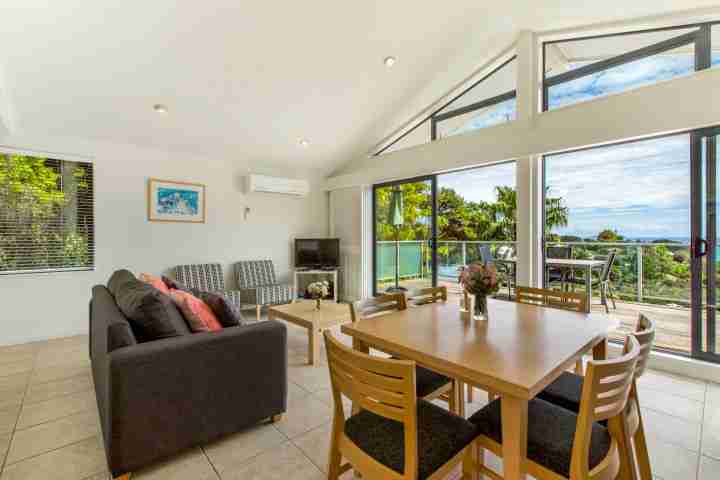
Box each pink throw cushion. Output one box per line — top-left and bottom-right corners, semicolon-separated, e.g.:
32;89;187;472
169;290;223;332
138;273;171;295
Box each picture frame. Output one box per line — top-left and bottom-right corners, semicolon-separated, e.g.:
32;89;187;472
147;178;206;223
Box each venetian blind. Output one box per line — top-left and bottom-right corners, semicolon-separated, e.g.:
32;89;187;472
0;153;94;274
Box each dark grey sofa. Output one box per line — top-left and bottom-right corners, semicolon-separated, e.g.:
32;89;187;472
90;283;287;478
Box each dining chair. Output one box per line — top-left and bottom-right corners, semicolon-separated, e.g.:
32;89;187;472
467;335;641;480
536;313;656;480
546;245;573;289
516;286;587;375
323;331;478;480
406;286;448;306
350;293;458;413
566;250;618;313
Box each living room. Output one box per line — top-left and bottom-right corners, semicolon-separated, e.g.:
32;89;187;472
2;2;720;480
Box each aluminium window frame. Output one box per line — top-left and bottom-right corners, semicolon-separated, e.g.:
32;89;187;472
541;21;718;111
374;55;518;156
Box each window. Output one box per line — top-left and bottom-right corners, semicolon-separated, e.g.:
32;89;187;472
0;153;94;274
375;56;517;155
543;24;717;110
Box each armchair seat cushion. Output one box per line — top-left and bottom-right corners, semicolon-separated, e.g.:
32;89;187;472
254;284;293;306
345;399;477;480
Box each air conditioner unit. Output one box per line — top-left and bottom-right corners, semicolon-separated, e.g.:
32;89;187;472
245;174;310;196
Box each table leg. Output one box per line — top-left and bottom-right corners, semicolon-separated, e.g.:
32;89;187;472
308;327;320;365
501;395;528;480
593;337;608;360
584;265;592;313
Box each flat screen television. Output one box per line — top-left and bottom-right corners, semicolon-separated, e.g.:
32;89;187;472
295;238;340;268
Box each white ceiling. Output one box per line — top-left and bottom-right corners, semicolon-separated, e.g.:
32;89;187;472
0;1;716;173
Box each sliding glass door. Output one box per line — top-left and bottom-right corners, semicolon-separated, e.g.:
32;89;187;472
372;177;436;295
691;128;720;362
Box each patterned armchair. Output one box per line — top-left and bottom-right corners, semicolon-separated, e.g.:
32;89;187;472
235;260;293;320
174;263;243;310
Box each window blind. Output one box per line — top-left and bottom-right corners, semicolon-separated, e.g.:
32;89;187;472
0;153;94;274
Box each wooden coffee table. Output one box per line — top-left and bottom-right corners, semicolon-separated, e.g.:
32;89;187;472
268;300;351;365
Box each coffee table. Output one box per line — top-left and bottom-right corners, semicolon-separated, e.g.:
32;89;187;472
268;300;351;365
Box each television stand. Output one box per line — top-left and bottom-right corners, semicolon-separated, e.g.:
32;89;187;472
293;268;339;302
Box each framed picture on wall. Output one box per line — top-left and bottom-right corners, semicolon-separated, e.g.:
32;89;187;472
147;178;206;223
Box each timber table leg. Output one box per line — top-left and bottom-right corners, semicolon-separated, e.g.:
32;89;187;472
501;395;528;480
308;326;321;365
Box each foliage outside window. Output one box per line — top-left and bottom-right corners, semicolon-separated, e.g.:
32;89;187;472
0;153;94;274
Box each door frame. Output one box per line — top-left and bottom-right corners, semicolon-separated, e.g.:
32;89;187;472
691;126;720;363
371;175;438;297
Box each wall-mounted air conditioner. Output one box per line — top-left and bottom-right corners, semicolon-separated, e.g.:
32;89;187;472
245;174;310;196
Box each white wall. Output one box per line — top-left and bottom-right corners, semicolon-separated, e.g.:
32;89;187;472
0;133;328;346
329;187;363;301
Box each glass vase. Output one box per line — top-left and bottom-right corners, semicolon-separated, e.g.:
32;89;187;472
473;294;488;320
315;298;321;310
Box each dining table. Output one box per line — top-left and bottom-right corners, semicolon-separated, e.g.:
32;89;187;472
341;298;618;480
496;257;607;312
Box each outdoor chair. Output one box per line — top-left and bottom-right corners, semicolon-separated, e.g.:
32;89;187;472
546;245;573;289
567;250;618;313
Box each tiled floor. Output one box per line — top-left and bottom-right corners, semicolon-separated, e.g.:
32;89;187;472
0;322;719;480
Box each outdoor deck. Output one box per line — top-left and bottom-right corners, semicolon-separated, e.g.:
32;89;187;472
384;278;694;354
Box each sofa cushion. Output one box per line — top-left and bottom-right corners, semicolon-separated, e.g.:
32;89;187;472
169;290;223;332
162;275;192;292
113;276;190;341
194;291;244;327
107;322;137;351
138;273;171;295
107;269;136;296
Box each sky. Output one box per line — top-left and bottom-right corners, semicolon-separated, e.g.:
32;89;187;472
437;52;720;241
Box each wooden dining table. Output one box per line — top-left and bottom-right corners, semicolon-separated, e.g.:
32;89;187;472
341;298;618;480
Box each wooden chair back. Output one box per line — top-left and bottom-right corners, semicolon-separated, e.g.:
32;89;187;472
350;293;406;322
633;314;656;378
406;286;447;306
515;286;587;312
570;336;640;479
324;331;419;479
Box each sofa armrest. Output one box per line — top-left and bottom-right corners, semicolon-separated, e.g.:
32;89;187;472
105;320;287;475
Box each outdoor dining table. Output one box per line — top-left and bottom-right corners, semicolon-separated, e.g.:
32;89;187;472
341;298;617;480
496;257;607;312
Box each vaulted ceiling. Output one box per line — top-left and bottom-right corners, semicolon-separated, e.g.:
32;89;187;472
0;1;716;172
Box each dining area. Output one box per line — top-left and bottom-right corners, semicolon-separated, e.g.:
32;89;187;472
322;282;656;480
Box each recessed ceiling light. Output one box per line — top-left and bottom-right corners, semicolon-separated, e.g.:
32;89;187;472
384;56;397;68
153;104;168;114
299;139;310;147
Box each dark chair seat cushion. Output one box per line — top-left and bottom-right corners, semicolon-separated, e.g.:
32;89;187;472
345;400;477;480
468;398;611;478
390;358;451;398
537;371;583;413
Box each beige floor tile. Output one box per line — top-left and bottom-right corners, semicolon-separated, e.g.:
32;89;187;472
34;347;89;370
16;390;96;429
0;374;29;394
30;364;90;385
699;455;720;480
642;407;701;452
639;370;707;402
0;404;21;435
310;388;352;414
274;395;331;439
203;422;286;475
0;388;24;410
6;410;100;464
286;380;312;409
0;344;38;360
24;374;92;405
291;423;333;473
0;435;106;480
0;432;11;465
0;360;34;379
132;448;217;480
703;383;720;459
80;473;109;480
0;350;35;367
287;364;331;393
646;435;699;480
639;388;704;423
220;441;323;480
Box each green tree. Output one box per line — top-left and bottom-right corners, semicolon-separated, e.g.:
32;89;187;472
597;229;623;242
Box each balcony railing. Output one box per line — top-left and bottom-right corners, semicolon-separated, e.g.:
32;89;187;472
376;239;692;306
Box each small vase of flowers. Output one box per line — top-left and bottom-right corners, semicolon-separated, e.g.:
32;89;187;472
307;281;330;310
458;262;499;320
